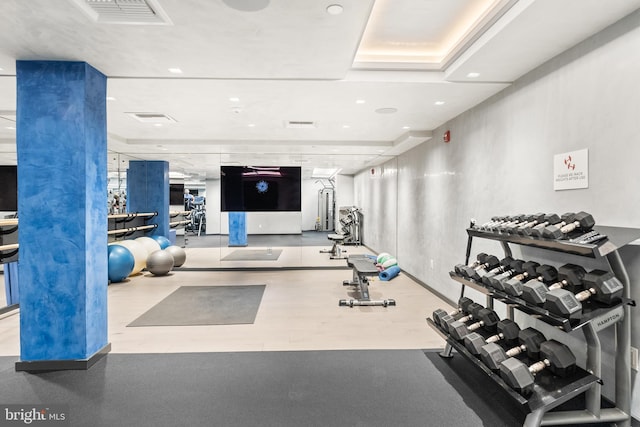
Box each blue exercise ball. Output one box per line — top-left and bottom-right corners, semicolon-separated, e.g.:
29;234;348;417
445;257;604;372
108;244;135;283
150;235;171;250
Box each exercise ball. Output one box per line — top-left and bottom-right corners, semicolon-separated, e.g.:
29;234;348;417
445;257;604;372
150;235;171;250
107;244;135;283
135;236;162;256
113;239;147;274
165;245;186;267
146;249;174;276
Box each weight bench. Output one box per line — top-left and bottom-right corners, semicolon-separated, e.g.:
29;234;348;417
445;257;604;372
339;254;396;307
320;233;348;259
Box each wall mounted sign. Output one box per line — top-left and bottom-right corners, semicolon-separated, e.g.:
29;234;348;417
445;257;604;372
554;148;589;190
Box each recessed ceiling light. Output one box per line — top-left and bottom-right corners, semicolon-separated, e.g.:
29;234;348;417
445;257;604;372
248;123;255;127
106;96;116;101
154;123;163;127
5;126;15;130
355;99;366;104
435;101;445;106
229;97;240;102
375;107;398;114
326;4;343;15
402;126;411;129
342;125;350;128
168;68;183;74
466;72;480;78
0;68;5;71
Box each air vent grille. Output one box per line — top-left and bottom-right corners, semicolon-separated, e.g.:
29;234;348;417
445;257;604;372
126;112;177;123
286;121;317;129
71;0;172;25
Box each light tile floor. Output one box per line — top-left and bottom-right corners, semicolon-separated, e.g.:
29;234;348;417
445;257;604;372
0;245;452;356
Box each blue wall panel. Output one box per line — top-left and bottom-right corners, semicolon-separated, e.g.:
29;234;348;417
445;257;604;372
16;61;108;361
126;160;169;238
228;212;247;246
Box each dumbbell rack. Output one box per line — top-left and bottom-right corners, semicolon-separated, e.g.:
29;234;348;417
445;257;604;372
427;224;638;427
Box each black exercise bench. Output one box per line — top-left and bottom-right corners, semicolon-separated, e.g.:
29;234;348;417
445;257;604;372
339;254;396;307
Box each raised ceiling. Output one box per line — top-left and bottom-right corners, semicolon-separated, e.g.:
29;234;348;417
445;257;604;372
0;0;638;181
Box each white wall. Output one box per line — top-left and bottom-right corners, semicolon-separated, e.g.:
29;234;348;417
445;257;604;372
335;174;354;231
355;10;640;419
205;179;221;234
354;161;398;255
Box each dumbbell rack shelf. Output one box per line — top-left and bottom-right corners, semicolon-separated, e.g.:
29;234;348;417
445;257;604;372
448;273;634;333
426;318;601;412
466;225;635;258
428;224;639;427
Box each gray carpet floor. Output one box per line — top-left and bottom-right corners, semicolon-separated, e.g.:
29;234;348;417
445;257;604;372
221;249;283;261
0;350;521;427
0;350;623;427
127;285;265;327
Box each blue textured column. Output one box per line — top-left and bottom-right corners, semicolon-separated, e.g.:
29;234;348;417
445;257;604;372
16;61;109;370
4;262;19;306
228;212;247;246
126;160;169;238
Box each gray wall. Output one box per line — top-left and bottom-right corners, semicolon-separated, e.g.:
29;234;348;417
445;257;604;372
354;9;640;419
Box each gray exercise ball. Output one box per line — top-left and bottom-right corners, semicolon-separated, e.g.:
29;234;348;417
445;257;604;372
146;249;174;276
165;245;186;267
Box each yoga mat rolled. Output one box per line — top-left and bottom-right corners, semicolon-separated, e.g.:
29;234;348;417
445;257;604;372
379;265;401;281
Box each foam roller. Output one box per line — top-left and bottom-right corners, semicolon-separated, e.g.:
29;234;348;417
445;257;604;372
379;265;401;281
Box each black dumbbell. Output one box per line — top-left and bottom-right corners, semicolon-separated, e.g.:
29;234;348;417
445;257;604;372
543;211;595;240
449;308;500;341
484;259;525;289
502;263;556;297
463;319;520;355
521;213;560;236
507;213;546;234
480;256;515;286
480;216;518;231
500;261;541;296
521;264;586;305
463;255;501;281
480;328;546;370
477;216;508;230
440;303;484;333
496;214;534;233
543;270;624;318
492;214;526;232
454;253;489;276
513;213;546;235
432;297;474;327
530;213;575;238
499;340;576;394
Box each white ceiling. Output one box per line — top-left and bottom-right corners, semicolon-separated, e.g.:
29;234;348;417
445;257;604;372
0;0;638;181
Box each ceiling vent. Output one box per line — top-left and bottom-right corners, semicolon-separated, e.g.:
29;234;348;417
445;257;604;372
126;112;177;123
285;121;317;129
70;0;173;25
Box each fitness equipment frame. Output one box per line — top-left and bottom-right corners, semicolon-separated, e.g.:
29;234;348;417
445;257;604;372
427;223;637;427
339;254;396;307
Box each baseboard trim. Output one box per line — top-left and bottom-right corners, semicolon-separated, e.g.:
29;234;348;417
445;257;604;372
15;343;111;373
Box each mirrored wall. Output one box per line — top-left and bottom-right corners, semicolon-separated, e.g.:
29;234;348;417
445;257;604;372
107;151;364;271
